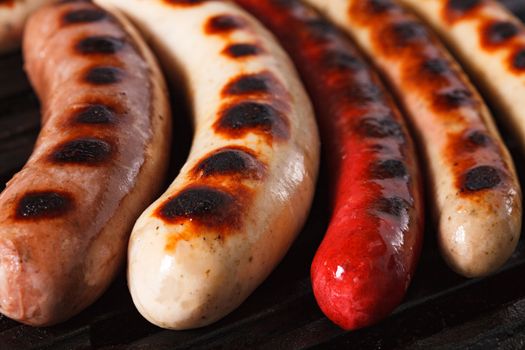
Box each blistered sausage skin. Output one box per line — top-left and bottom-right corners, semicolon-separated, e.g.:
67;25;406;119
95;0;319;330
234;0;423;330
399;0;525;159
0;1;170;325
304;0;522;277
0;0;57;54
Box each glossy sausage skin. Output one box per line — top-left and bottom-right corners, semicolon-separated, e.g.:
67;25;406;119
305;0;522;277
0;1;170;325
95;0;320;330
0;0;57;54
234;0;424;330
399;0;525;166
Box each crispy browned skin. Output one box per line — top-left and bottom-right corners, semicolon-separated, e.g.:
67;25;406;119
234;0;424;330
0;0;170;326
303;0;521;277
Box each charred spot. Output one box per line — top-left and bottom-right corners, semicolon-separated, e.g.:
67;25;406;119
76;36;124;54
390;21;427;47
74;104;116;124
158;186;240;227
323;50;364;71
194;148;265;179
305;19;337;38
434;88;473;110
217;102;289;139
356;116;403;138
16;192;72;219
512;49;525;70
462;166;501;192
223;44;262;58
0;0;13;7
467;130;489;147
485;21;518;45
223;73;271;96
164;0;206;5
52;138;112;164
63;9;106;24
344;84;383;105
421;58;450;75
374;197;408;217
84;67;122;85
206;15;244;34
447;0;480;12
371;159;408;179
368;0;395;13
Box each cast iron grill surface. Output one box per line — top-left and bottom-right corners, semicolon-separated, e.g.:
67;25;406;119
0;1;525;349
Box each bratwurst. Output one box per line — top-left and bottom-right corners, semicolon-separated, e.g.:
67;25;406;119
0;0;170;325
96;0;319;330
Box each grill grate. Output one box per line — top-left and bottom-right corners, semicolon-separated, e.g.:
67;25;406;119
0;0;524;349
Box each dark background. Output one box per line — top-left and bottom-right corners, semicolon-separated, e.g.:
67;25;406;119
0;0;524;349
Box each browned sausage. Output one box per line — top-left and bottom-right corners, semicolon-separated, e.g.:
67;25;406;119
305;0;522;277
0;0;170;325
234;0;424;330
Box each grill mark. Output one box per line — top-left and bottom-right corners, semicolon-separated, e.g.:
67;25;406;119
344;84;383;105
52;138;112;164
368;0;395;13
371;159;408;179
511;48;525;71
374;197;409;217
421;58;450;75
74;104;116;124
84;67;122;85
305;18;337;39
223;44;262;58
447;0;480;12
445;0;482;23
16;192;72;220
75;36;125;54
206;15;244;34
164;0;207;5
433;88;474;111
193;147;265;179
157;186;241;228
223;73;271;96
462;166;501;192
467;130;489;148
389;21;428;47
216;102;289;140
356;116;403;139
323;50;364;71
484;21;518;46
63;9;106;24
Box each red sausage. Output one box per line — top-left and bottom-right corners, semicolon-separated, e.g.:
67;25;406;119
235;0;424;329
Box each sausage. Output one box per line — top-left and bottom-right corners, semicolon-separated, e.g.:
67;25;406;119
0;0;171;326
304;0;522;277
399;0;525;163
94;0;320;329
0;0;57;54
233;0;423;330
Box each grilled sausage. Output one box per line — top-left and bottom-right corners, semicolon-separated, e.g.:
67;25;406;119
95;0;320;329
0;0;57;54
0;1;170;325
399;0;525;161
234;0;423;330
304;0;522;277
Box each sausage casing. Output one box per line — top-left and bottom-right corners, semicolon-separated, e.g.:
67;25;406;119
95;0;320;329
304;0;522;277
0;0;171;325
234;0;424;330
